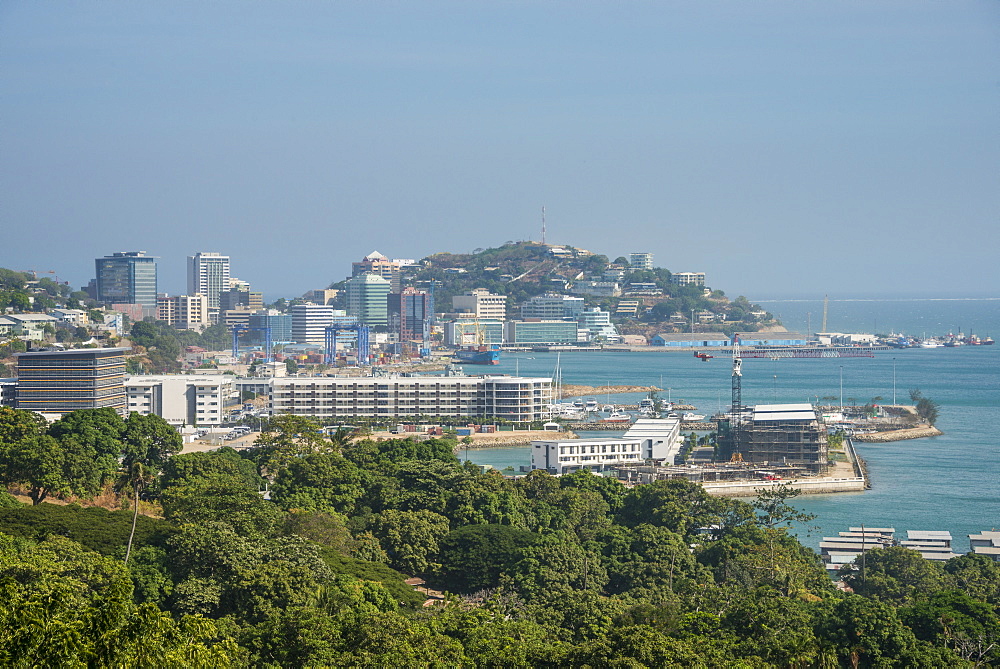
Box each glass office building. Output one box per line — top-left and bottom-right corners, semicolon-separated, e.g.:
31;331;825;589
95;252;158;310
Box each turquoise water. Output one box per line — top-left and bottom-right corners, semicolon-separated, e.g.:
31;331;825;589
467;297;1000;553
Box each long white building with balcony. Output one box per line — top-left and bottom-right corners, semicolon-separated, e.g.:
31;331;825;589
531;417;681;474
267;374;552;422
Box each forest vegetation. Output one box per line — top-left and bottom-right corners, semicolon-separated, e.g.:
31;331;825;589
1;406;998;666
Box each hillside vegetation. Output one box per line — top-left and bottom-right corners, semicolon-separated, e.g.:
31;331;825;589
2;407;997;666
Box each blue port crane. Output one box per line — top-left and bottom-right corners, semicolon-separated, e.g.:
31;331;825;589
324;324;371;365
231;324;273;362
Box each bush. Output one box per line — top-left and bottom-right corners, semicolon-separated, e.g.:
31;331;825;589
317;545;426;608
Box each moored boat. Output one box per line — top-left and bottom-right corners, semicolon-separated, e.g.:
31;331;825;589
601;410;633;424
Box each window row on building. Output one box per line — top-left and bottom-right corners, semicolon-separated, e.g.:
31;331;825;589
260;375;553;422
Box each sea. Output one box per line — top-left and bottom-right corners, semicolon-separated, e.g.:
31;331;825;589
465;296;1000;553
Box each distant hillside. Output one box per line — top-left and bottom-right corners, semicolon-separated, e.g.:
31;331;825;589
409;242;608;311
390;241;777;335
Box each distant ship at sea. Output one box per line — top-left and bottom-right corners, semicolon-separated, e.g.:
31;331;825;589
454;343;501;365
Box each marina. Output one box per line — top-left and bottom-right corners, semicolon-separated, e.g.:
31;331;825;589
465;297;1000;554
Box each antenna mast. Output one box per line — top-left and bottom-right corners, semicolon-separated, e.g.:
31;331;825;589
541;206;546;245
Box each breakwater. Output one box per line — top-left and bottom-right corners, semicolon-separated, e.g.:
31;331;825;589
702;476;867;497
452;430;579;448
853;426;943;442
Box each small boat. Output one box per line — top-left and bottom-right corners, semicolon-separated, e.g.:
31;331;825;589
601;411;633;424
585;398;600;412
601;405;616;413
682;412;706;421
549;403;584;420
919;341;942;349
984;336;995;345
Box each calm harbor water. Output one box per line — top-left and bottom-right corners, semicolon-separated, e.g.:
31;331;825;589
467;297;1000;553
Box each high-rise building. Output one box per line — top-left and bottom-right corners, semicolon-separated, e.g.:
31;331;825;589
290;304;335;344
452;289;507;321
187;252;231;312
344;274;391;327
95;252;158;311
15;347;128;417
389;287;431;350
352;251;401;292
629;253;654;271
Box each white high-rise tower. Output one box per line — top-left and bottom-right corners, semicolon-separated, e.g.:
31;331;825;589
187;252;231;312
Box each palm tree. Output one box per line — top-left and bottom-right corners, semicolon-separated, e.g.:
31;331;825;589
117;461;152;565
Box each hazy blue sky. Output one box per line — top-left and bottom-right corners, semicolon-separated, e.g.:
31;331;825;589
2;1;997;300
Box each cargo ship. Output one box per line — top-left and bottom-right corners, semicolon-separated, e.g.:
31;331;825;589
454;344;501;365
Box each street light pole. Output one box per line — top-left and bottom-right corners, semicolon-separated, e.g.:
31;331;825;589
840;365;844;413
892;357;896;406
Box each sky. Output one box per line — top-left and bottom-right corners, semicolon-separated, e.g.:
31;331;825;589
2;1;998;301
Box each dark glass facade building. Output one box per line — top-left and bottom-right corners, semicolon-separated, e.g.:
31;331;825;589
95;252;158;310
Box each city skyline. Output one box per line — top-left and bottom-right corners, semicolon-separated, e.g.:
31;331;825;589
2;2;998;299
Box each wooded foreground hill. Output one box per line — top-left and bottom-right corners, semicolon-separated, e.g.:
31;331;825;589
2;407;998;666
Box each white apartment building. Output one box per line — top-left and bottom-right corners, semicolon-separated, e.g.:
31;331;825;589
50;308;89;326
290;304;335;344
157;293;211;331
577;307;620;343
532;417;681;474
531;437;645;474
0;314;58;341
187;252;232;311
671;272;706;287
125;374;238;427
629;253;654;270
452;289;507;321
268;374;552;422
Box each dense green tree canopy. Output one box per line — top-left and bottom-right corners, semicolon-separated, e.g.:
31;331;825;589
0;409;992;666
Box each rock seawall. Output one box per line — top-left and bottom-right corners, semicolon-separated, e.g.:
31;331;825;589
853;426;943;442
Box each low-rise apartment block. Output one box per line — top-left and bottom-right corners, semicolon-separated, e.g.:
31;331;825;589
268;374;552;422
